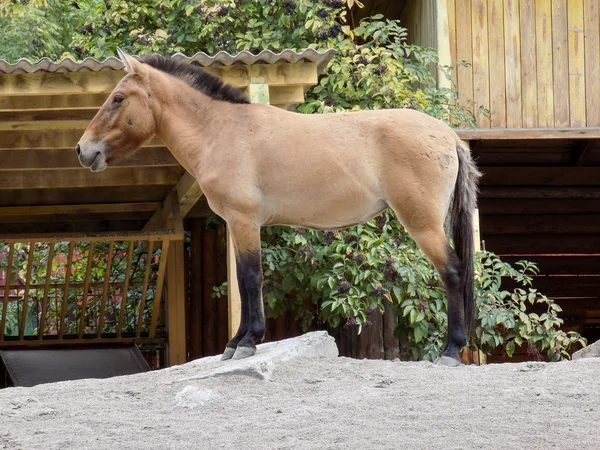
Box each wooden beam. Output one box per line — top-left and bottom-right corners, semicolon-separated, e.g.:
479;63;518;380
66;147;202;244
0;167;183;190
457;127;600;140
0;63;319;97
166;240;187;365
484;233;600;254
247;79;270;104
0;202;160;217
435;0;452;89
143;172;202;233
480;186;600;199
573;140;595;166
0;119;90;132
175;173;204;218
481;167;600;186
480;198;600;215
268;86;305;106
0;229;182;243
0;127;162;149
208;63;319;88
503;275;600;299
0;219;149;235
0;186;172;209
481;214;600;234
0;71;124;96
0;147;177;170
0;107;99;122
475;152;574;166
0;337;166;348
0;92;108;110
499;255;600;275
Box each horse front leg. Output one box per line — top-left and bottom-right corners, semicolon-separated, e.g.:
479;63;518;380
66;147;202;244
220;216;265;361
220;263;249;360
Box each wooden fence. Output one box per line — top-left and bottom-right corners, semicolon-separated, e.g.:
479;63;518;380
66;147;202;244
0;232;176;347
449;0;600;129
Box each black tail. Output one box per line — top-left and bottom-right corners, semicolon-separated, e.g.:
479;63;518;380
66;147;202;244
451;144;481;336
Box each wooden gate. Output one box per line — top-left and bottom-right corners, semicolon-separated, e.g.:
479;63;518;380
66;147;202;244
0;231;180;354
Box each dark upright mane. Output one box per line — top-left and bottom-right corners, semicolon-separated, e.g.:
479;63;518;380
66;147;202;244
140;54;250;104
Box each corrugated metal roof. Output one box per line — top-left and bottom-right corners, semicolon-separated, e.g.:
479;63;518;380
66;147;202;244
0;48;336;74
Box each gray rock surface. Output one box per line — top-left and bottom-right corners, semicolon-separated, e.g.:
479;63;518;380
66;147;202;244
572;339;600;360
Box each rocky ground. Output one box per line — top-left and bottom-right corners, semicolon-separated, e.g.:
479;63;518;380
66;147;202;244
0;332;598;450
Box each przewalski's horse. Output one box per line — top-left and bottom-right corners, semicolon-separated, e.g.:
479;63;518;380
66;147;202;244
76;50;481;366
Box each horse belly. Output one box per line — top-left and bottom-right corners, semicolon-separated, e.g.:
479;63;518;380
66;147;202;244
262;193;388;230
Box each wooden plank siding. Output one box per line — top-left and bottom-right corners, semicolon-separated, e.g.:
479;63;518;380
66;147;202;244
448;0;600;129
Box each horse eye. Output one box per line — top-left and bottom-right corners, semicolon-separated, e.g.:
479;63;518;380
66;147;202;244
113;96;124;104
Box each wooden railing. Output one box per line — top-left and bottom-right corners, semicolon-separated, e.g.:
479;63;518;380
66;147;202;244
0;231;179;347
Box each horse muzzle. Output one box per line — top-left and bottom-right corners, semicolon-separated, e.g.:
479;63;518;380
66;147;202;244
76;140;108;172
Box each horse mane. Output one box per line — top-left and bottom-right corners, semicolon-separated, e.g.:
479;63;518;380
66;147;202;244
140;54;250;105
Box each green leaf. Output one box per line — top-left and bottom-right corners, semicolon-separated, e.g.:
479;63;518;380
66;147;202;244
409;308;418;324
281;274;296;293
506;341;515;357
414;325;426;343
154;29;168;39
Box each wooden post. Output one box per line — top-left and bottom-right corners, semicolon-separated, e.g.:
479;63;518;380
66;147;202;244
471;206;486;365
165;197;186;366
166;240;186;366
459;140;486;365
226;228;241;340
227;78;271;340
436;0;452;89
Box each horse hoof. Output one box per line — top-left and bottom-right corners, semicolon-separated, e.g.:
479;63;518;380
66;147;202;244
221;347;236;361
435;355;461;367
232;346;256;360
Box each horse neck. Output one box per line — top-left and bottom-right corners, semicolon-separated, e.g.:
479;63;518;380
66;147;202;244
150;74;233;174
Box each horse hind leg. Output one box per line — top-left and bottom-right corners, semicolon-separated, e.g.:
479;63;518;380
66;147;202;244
396;219;466;367
221;214;265;361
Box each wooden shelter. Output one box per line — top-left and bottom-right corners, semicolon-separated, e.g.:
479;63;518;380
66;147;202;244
0;49;334;373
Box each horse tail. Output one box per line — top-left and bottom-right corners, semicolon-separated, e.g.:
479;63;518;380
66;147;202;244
451;143;481;336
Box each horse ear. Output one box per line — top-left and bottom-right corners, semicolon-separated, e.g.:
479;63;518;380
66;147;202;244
116;48;141;73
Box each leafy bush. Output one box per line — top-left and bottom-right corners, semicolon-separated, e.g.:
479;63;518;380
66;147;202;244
475;253;585;361
215;210;585;362
298;17;477;127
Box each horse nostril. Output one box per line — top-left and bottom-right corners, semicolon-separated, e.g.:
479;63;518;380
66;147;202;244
76;144;81;156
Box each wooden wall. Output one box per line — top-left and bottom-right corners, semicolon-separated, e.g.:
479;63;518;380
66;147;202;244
448;0;600;129
399;1;438;49
473;138;600;340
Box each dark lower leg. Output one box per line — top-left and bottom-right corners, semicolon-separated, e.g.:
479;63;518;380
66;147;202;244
235;251;265;351
440;248;466;361
225;263;249;350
